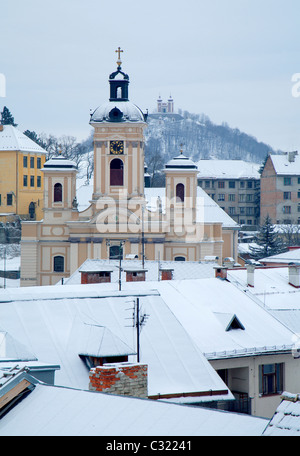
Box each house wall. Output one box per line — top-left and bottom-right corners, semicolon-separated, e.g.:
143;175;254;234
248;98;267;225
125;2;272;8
0;150;46;220
210;352;300;419
198;177;260;227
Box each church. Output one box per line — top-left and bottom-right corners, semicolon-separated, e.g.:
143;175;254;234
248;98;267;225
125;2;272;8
20;49;239;287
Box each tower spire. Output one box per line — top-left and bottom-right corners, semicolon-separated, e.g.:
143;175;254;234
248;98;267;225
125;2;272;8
115;46;123;69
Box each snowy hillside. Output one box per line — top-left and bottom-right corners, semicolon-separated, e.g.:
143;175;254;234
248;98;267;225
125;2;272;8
144;111;280;172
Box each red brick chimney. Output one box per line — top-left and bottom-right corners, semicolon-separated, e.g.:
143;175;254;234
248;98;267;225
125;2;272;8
160;267;174;281
214;266;228;280
89;362;148;398
124;268;147;282
81;269;113;284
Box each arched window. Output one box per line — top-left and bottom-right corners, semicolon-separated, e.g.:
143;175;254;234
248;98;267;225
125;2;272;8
117;86;122;98
110;158;124;186
174;256;186;262
109;245;123;260
53;255;64;272
176;183;185;202
54;183;62;202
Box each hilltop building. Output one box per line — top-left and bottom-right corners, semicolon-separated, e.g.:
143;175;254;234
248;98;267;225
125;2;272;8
20;49;239;287
0;125;47;221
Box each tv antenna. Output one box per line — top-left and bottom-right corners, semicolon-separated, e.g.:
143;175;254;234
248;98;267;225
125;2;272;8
125;297;149;362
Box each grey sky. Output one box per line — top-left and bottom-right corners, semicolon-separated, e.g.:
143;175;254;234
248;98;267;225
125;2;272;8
0;0;300;152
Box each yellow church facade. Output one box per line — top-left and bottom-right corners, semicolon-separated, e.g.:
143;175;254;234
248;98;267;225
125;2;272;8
0;124;47;221
20;51;239;287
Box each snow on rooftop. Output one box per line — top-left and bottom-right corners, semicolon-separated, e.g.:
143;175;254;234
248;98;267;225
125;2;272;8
228;266;300;335
64;258;218;285
59;277;294;360
197;159;260;180
0;380;268;436
263;392;300;436
260;248;300;264
0;283;231;401
270;152;300;175
0;125;46;154
145;187;239;228
90;101;145;123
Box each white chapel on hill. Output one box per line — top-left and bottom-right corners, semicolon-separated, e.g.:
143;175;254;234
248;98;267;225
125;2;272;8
20;48;239;286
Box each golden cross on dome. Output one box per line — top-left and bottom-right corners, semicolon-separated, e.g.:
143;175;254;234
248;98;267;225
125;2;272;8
115;47;123;67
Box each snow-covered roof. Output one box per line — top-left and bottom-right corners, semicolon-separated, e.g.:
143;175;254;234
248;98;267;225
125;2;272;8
114;278;294;360
228;267;300;334
145;187;239;228
64;258;218;285
0;376;267;436
43;155;78;170
0;125;46;154
260;248;300;264
0;284;231;402
197;159;260;180
74;155;238;229
269;152;300;175
75;181;238;229
263;392;300;436
165;153;197;170
58;277;294;361
90;101;145;123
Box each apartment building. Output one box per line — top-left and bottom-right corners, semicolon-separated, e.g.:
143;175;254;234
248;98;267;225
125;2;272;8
0;124;47;220
197;159;260;227
260;151;300;224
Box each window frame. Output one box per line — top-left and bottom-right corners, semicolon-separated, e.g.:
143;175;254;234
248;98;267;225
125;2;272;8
54;182;63;203
7;193;13;206
53;255;64;273
259;363;284;396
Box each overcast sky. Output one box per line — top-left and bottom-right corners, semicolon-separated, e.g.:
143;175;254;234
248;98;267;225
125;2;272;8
0;0;300;152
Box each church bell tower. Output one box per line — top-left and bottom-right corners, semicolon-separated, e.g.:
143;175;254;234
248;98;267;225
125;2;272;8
89;48;148;210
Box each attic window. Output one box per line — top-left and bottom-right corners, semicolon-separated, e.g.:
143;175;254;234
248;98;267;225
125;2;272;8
214;312;245;332
228;316;245;331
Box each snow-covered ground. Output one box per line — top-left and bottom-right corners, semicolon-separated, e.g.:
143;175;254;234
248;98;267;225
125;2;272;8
0;244;20;288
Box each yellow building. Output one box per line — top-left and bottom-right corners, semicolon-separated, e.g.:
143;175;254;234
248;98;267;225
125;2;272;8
20;50;239;287
0;124;47;220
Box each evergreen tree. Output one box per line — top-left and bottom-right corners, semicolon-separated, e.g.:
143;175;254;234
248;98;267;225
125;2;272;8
249;215;286;260
0;106;17;126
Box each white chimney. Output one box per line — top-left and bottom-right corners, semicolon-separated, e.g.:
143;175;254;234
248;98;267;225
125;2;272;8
246;264;255;287
288;264;300;288
288;151;298;163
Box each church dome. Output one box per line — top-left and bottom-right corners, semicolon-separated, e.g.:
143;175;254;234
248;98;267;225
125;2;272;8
165;153;197;170
90;101;146;123
90;48;147;124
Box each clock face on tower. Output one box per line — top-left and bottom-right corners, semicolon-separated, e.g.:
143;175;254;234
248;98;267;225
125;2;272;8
110;140;124;155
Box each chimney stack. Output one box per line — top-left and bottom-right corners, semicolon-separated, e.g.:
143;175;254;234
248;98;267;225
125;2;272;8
159;267;174;281
288;151;298;163
223;257;235;268
246;264;255;287
89;362;148;398
80;267;113;284
288;264;300;288
214;266;228;280
124;268;147;282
